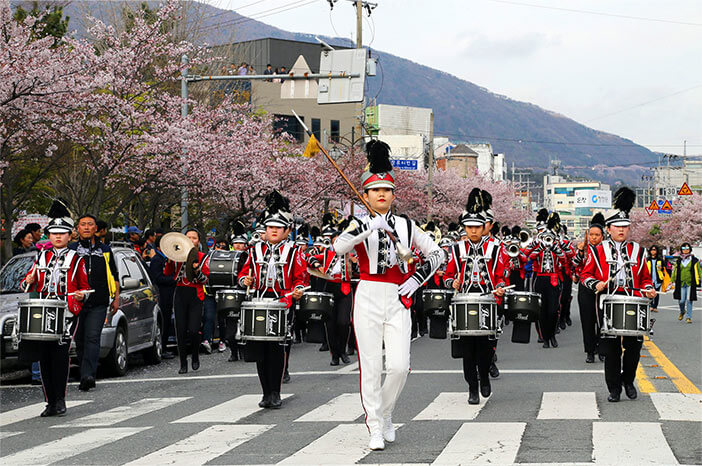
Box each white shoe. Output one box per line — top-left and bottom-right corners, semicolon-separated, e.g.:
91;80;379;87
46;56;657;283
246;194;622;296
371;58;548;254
382;416;395;443
218;341;226;353
368;431;385;451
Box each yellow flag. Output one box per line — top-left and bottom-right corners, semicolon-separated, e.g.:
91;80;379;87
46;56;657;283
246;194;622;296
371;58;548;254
303;134;320;158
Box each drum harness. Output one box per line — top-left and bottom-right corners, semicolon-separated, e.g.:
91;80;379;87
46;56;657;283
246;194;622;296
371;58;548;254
455;239;502;332
252;242;296;339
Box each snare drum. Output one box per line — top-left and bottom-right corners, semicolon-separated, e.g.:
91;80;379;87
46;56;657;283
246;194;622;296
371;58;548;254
504;291;541;322
422;289;454;318
239;299;289;341
207;250;244;288
450;293;498;337
298;291;334;322
601;294;651;337
18;299;68;341
215;289;247;318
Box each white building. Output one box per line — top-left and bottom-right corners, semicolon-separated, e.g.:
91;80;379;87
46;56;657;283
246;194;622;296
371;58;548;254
365;104;432;171
543;174;611;236
652;158;702;198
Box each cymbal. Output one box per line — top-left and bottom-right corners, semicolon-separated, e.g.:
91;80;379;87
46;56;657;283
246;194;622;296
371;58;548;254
185;247;200;282
160;232;193;263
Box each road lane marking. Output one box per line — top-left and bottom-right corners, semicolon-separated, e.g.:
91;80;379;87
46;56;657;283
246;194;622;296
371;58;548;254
537;392;599;419
636;363;657;394
0;400;92;427
124;424;274;465
650;393;702;421
592;422;678;464
54;397;189;427
413;392;487;421
0;431;22;440
294;393;364;422
336;361;359;373
644;339;701;394
432;422;526;465
1;427;149;465
172;394;293;424
277;423;402;464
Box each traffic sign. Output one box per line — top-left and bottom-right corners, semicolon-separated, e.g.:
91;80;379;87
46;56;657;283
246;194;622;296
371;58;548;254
206;237;215;248
647;200;659;211
391;159;418;170
679;182;693;196
660;200;673;211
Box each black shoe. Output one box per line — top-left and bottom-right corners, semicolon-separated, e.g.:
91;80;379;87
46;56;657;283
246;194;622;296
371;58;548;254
340;353;351;364
269;392;282;409
555;326;561;334
228;350;239;362
330;356;340;366
468;388;480;405
489;363;500;378
192;354;200;371
537;336;544;343
162;351;175;360
347;347;355;355
31;379;42;386
79;379;89;392
543;340;550;348
480;382;492;398
549;336;558;348
608;391;621;402
586;353;595;363
623;383;637;399
258;394;270;408
419;329;427;337
40;404;57;417
283;370;291;384
565;317;572;326
55;399;66;416
179;362;188;374
559;320;566;330
598;353;606;362
319;343;329;352
293;336;302;344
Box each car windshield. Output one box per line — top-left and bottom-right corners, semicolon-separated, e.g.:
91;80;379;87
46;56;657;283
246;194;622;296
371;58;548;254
0;254;36;294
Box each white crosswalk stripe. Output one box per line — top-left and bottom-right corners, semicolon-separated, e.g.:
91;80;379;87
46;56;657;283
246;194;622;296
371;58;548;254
1;427;149;465
413;392;487;420
432;422;526;465
649;393;702;422
0;431;22;440
124;424;274;465
55;397;190;428
172;394;293;424
294;393;364;422
537;391;600;419
592;422;679;465
0;400;92;427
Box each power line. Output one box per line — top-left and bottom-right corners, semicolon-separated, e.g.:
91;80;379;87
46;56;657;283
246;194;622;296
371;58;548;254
200;0;271;23
486;0;702;27
199;0;318;33
585;84;702;122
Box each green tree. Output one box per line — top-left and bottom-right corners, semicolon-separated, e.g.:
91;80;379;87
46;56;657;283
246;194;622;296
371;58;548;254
13;1;69;45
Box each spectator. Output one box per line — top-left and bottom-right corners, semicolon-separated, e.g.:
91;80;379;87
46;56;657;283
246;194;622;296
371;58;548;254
647;245;667;313
96;220;109;244
69;214;120;392
279;66;287;83
247;64;255;75
142;229;156;262
154;228;165;239
670;243;700;323
126;226;143;253
149;235;176;359
237;62;248;76
13;229;35;256
25;223;43;244
263;63;273;81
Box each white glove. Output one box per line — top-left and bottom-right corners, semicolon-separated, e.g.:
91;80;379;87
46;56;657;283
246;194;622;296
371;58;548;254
369;213;392;232
398;276;421;297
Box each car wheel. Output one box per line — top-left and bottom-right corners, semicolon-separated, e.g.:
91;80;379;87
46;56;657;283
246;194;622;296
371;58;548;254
143;318;162;365
107;326;128;377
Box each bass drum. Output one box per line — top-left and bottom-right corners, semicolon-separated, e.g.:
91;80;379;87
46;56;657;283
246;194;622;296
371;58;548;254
504;291;541;322
207;250;244;288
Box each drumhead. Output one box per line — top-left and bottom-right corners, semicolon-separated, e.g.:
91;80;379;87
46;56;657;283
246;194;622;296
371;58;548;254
304;292;334;299
216;289;247;298
19;299;67;309
507;291;540;299
602;295;651;306
241;298;287;311
451;293;497;305
423;290;454;297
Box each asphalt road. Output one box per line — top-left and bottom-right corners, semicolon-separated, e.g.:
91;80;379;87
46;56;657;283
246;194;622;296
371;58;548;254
1;291;700;465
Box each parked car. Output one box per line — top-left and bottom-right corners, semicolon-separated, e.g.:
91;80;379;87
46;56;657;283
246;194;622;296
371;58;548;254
0;247;163;376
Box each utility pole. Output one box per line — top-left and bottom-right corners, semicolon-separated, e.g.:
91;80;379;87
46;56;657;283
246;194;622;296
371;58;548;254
427;111;435;221
355;0;363;48
180;54;189;231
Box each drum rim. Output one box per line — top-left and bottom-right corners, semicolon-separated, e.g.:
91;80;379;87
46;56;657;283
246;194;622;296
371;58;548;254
507;291;541;297
216;289;247;296
602;295;651;304
19;299;67;307
241;299;288;310
451;293;498;304
303;291;334;298
422;289;455;295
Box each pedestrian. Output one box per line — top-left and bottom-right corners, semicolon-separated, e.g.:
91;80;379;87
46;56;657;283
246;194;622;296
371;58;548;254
238;191;307;409
581;187;657;402
95;220;109;244
20;200;89;417
272;68;282;83
444;188;506;405
126;226;143;254
141;229;156;262
574;212;605;363
69;214;120;392
279;66;287;82
670;242;700;323
25;223;44;244
237;62;248;76
164;229;209;374
263;63;273;81
149;235;177;359
646;245;667;312
333;140;445;450
13;229;35;255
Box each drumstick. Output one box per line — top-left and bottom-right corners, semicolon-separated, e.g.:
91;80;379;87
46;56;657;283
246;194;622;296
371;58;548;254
596;264;626;294
68;289;95;297
245;269;253;298
283;286;311;298
23;262;38;292
480;284;515;296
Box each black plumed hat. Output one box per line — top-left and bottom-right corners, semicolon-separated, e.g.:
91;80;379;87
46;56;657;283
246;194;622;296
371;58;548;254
606;187;636;226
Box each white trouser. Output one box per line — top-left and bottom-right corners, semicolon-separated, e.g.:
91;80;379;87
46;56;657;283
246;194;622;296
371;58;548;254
353;280;411;434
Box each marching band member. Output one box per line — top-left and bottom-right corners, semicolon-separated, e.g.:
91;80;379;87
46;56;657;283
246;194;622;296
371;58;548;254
334;140;445;451
20;200;90;417
507;226;528;292
528;211;566;348
581;187;656;402
558;225;576;329
164;229;210;374
238;191;307;409
574;212;606;363
444;189;507;405
481;202;505;378
225;220;249;362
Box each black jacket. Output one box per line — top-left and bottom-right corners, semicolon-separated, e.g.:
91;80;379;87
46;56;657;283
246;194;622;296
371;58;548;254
149;251;176;311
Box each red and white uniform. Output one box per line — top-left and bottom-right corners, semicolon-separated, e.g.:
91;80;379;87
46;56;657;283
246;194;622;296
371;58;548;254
444;237;507;296
164;251;210;300
308;248;354;295
580;240;653;297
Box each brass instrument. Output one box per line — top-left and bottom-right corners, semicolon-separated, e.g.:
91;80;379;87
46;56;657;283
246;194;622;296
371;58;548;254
540;231;556;247
506;240;521;258
518;230;532;248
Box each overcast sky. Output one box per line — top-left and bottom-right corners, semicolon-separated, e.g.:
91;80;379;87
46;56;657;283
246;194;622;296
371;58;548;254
203;0;701;155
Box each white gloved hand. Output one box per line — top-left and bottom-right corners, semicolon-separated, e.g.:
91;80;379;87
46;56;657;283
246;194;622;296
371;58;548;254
369;213;392;232
398;276;421;297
